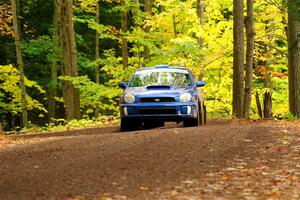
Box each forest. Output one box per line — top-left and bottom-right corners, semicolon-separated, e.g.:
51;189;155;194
0;0;300;132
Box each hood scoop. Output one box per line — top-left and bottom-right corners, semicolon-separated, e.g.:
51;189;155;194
146;85;171;90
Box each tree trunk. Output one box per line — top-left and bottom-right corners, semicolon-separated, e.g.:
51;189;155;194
243;0;255;118
196;0;204;48
255;92;263;118
60;0;81;121
288;0;300;117
132;0;142;67
49;0;60;121
11;115;16;130
95;0;100;117
263;65;273;120
263;91;273;119
95;0;100;85
172;14;177;38
10;0;28;128
132;0;140;25
232;0;245;118
0;121;2;134
121;0;128;69
144;0;152;62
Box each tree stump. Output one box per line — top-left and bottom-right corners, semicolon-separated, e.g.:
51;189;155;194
263;91;273;119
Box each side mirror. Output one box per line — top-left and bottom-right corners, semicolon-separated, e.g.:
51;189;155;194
118;82;127;89
196;81;205;87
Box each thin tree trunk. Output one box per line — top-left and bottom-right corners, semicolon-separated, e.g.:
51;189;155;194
144;0;152;62
121;0;128;69
233;0;245;118
243;0;255;118
49;0;60;121
172;14;177;38
288;0;294;115
288;10;295;115
137;42;142;68
60;0;81;120
282;15;288;41
132;0;141;66
11;115;16;129
196;0;204;48
132;0;140;25
10;0;28;128
95;0;100;117
288;0;300;117
255;92;263;118
95;0;100;85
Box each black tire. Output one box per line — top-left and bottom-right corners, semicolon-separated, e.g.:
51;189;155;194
183;104;201;127
199;105;206;126
183;102;206;127
120;118;140;132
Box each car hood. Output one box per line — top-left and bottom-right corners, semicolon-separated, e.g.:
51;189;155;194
125;86;193;97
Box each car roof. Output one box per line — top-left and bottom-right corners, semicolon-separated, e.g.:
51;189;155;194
135;65;190;72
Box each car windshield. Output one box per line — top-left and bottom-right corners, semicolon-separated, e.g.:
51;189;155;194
128;68;193;87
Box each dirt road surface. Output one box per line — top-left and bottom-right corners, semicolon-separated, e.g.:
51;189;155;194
1;120;300;199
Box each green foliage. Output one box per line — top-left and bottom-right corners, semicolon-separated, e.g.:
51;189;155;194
10;117;118;134
0;0;295;132
86;0;289;119
59;75;122;116
272;77;289;116
23;35;61;63
281;112;299;120
74;18;117;40
0;64;47;116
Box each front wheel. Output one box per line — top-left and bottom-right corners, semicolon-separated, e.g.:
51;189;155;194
183;106;200;127
183;103;206;127
120;118;140;132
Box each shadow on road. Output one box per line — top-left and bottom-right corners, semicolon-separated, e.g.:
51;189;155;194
7;119;228;141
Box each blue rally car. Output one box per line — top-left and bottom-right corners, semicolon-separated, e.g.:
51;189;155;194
118;65;206;131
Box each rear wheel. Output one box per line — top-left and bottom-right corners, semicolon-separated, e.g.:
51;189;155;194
203;105;207;125
199;104;205;126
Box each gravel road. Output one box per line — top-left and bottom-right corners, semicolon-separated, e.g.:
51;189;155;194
0;120;294;199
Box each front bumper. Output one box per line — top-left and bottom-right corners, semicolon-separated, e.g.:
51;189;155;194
120;102;198;121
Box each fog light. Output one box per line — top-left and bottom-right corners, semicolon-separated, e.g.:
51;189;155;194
181;106;191;114
124;107;134;116
124;107;128;116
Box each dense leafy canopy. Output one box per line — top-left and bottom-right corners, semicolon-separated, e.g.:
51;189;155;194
0;0;291;131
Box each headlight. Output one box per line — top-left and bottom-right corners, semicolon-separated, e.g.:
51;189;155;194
179;93;192;102
124;94;135;104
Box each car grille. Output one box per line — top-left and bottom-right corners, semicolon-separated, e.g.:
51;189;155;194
140;97;176;103
138;107;177;115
